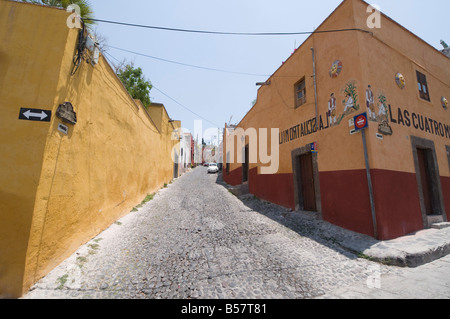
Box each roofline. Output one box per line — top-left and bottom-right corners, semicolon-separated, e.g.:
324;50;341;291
4;0;66;12
234;0;448;129
234;0;351;128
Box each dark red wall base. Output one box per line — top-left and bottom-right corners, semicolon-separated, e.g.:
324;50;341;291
249;168;295;210
441;176;450;222
225;166;448;240
371;169;424;240
319;170;376;238
223;166;243;186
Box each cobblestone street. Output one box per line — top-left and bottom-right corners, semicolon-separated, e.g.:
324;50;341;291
24;167;406;299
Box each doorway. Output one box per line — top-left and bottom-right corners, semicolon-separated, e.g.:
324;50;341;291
298;153;316;211
416;148;434;215
292;145;321;214
242;144;249;183
173;151;179;179
411;136;447;227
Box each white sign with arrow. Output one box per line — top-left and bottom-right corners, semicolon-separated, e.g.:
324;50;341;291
19;108;51;122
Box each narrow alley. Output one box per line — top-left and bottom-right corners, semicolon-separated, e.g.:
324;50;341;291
23;167;406;299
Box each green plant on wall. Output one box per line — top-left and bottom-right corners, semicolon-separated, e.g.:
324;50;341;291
117;62;152;108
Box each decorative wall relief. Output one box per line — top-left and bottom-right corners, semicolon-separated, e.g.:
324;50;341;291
364;84;392;135
442;97;448;110
395;73;406;89
341;80;360;115
328;93;337;126
329;80;360;125
56;102;77;125
329;60;343;78
376;93;393;135
366;85;376;121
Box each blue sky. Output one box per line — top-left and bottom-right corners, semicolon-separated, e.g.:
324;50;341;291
89;0;450;143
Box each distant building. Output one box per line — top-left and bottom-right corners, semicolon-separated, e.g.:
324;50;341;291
223;0;450;240
180;132;193;173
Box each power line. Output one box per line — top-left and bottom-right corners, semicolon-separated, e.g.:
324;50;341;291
152;85;221;128
102;49;220;127
87;18;371;37
108;45;269;77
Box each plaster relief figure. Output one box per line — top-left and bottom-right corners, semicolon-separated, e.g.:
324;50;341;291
328;93;337;126
366;85;376;121
342;80;359;115
335;80;360;125
343;93;355;113
377;93;393;135
377;94;388;122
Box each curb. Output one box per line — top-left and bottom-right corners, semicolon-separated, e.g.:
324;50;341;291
355;228;450;268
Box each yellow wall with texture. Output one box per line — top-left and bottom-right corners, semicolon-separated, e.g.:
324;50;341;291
0;0;179;298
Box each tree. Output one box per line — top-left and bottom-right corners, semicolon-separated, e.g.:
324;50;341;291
20;0;95;25
117;63;153;108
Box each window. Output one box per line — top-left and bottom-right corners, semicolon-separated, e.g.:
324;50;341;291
417;71;430;102
295;78;307;108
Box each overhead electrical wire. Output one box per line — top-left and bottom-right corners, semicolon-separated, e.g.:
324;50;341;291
86;18;372;37
91;19;372;128
102;49;220;127
152;85;221;128
108;45;270;77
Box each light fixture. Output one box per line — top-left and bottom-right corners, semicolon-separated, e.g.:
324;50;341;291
256;80;271;86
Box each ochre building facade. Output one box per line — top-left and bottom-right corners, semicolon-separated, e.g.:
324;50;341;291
223;0;450;241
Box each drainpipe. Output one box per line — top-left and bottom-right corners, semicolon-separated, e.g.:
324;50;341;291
311;48;319;132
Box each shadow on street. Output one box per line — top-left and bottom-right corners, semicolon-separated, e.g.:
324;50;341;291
212;169;375;261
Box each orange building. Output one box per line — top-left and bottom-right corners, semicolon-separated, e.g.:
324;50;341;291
223;0;450;240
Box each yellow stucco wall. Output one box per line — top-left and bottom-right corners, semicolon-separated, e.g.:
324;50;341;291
0;0;179;297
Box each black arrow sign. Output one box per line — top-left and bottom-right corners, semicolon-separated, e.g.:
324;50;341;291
19;108;51;122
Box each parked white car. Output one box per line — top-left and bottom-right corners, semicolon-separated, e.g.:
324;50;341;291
207;163;219;174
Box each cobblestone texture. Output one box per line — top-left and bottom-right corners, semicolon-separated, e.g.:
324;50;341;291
23;167;406;299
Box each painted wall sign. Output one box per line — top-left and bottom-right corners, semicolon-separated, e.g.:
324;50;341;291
389;105;450;139
280;80;364;145
395;73;405;89
19;108;51;122
279;112;337;145
329;60;343;78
